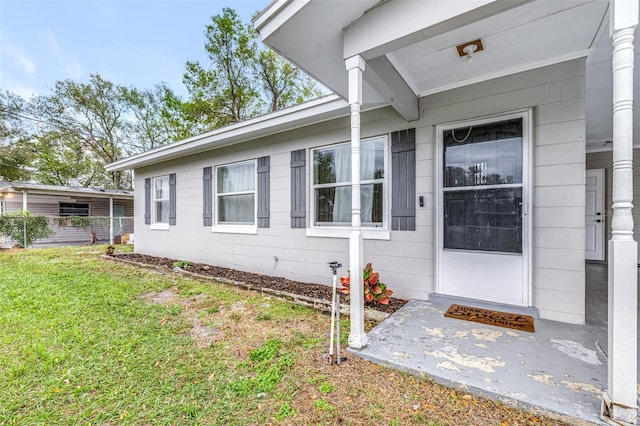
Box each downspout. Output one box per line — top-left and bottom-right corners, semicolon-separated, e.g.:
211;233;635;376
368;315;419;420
346;55;368;349
603;0;638;424
109;197;114;245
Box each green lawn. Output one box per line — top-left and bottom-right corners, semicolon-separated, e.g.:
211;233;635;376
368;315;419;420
0;246;567;426
0;246;312;425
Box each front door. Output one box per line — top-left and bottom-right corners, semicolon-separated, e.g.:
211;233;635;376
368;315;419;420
437;112;530;306
585;169;605;261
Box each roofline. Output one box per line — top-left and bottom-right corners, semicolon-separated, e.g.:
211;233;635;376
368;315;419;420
106;95;351;172
253;0;307;36
0;182;133;199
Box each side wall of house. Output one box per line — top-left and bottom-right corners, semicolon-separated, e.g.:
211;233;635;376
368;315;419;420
420;58;586;323
1;193;133;246
133;58;585;323
134;107;433;300
587;148;640;259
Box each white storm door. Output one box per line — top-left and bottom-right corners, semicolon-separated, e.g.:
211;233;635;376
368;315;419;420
585;169;605;261
438;114;530;306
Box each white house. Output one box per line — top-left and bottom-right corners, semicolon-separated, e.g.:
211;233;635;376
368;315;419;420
107;1;638;423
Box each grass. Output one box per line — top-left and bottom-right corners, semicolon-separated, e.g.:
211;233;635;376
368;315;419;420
0;245;569;425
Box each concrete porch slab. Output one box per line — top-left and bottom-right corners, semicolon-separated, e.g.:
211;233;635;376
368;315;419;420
350;298;609;425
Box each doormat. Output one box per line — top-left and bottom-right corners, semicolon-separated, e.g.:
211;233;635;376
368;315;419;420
444;304;535;333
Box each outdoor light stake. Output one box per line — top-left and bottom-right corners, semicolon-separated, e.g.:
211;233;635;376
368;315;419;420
328;261;343;365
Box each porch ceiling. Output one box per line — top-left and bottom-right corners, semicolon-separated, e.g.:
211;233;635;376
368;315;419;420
385;1;607;97
258;0;640;150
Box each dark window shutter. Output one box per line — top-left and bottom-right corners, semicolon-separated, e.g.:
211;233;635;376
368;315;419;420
203;167;213;226
257;156;270;228
391;128;416;231
144;178;151;225
169;173;176;226
290;149;306;228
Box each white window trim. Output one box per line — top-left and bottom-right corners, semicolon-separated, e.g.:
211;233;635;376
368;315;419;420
307;135;390;240
212;159;258;235
151;175;170;230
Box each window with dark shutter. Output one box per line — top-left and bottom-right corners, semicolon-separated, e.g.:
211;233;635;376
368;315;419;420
203;167;213;226
257;156;270;228
290;149;306;228
391;128;416;231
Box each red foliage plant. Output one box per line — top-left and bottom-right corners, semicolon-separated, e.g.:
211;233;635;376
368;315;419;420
339;263;394;306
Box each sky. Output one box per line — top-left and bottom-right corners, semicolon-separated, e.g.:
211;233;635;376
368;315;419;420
0;0;267;100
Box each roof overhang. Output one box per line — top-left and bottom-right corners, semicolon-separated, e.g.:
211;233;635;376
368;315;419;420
107;95;352;172
256;1;620;147
0;183;133;198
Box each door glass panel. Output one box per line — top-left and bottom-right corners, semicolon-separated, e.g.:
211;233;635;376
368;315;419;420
444;118;522;188
443;118;523;254
444;188;522;253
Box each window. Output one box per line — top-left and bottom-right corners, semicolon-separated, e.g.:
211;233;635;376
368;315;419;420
215;160;256;232
59;202;90;216
153;175;170;226
311;136;386;228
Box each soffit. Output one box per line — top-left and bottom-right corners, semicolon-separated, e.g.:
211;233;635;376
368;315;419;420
385;1;607;97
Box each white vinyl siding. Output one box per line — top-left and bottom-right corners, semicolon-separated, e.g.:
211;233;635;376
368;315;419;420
131;58;586;324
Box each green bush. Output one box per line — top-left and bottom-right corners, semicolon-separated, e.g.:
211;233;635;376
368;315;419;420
0;211;54;248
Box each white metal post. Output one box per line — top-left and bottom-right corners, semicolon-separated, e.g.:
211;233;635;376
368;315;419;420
109;197;114;245
604;1;638;424
345;55;368;349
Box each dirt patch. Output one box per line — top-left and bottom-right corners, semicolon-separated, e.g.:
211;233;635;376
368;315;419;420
190;318;223;349
139;289;222;348
113;253;408;315
139;289;177;304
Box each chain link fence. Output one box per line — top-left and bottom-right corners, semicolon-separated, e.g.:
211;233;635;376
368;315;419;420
0;215;134;248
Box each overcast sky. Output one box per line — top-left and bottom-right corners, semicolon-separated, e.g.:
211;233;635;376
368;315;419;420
0;0;266;100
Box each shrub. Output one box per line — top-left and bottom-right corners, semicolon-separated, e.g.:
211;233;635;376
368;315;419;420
339;262;394;306
172;260;191;269
0;211;54;248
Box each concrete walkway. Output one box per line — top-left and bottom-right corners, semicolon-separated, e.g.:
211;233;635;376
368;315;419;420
350;263;636;425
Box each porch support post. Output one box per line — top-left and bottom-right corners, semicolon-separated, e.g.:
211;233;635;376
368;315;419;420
22;190;27;211
604;0;638;424
346;55;368;349
109;197;114;245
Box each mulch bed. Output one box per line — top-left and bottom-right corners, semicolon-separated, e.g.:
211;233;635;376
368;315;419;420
110;253;408;315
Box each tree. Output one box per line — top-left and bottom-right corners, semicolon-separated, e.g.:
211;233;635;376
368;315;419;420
29;74;130;188
255;43;322;112
184;8;260;128
126;83;205;146
183;8;321;129
28;74;197;189
31;130;105;187
0;91;35;181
